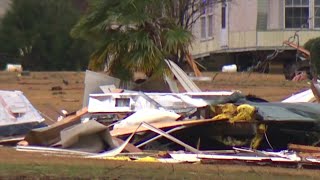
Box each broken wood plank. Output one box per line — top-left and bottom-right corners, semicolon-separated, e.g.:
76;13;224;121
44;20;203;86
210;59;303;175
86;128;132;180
141;122;200;153
0;136;24;144
288;144;320;153
298;152;320;158
283;40;310;57
110;118;226;136
24;107;88;146
186;53;202;77
112;137;142;153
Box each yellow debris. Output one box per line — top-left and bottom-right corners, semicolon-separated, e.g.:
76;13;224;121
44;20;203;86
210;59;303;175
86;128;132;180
250;124;267;149
212;103;237;120
212;103;256;123
101;156;159;162
230;104;255;123
102;156;131;161
221;103;237;114
212;113;232;120
134;156;159;163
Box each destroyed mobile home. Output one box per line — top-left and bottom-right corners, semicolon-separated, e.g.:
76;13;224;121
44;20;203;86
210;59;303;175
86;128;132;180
3;60;320;168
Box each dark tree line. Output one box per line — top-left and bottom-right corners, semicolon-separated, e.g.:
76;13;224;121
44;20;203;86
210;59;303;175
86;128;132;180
0;0;227;73
0;0;92;71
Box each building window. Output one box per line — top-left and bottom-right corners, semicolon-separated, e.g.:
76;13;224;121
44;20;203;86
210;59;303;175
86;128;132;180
200;0;214;40
200;17;206;39
221;4;226;29
285;0;309;28
208;15;214;37
315;0;320;28
115;98;130;107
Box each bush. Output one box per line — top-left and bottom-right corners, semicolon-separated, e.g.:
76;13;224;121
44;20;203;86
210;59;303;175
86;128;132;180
304;37;320;77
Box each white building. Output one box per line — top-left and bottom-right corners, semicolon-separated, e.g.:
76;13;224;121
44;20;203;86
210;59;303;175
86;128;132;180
190;0;320;77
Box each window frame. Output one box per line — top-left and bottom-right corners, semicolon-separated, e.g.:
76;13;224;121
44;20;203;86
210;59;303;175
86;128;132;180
200;0;214;40
315;0;320;28
284;0;310;29
221;4;226;29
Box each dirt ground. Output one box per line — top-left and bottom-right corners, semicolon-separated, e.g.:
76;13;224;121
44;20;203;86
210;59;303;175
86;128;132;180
0;71;315;179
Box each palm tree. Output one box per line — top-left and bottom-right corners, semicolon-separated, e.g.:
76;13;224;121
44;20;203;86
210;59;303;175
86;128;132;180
71;0;193;81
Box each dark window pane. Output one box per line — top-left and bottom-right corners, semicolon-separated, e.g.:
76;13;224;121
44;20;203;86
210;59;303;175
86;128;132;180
286;8;293;17
316;0;320;6
285;7;309;28
315;17;320;27
201;0;206;15
301;7;309;17
207;0;213;13
301;0;309;5
300;17;309;27
315;8;320;16
292;8;300;16
208;15;213;37
293;17;301;27
286;0;293;6
285;17;293;27
221;6;226;28
201;17;206;38
293;0;301;5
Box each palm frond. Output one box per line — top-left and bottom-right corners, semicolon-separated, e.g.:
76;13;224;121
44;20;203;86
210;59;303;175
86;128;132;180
71;0;193;80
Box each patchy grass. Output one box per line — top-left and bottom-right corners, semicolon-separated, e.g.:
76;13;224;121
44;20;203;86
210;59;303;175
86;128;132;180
0;161;316;180
0;148;317;179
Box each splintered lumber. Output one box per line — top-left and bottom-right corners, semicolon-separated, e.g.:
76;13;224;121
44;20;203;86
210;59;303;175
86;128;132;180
24;107;88;146
283;40;310;57
110;118;225;136
298;152;320;158
288;144;320;153
186;53;202;77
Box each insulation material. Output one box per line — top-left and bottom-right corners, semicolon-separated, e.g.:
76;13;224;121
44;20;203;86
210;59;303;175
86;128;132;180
230;104;255;123
212;104;255;123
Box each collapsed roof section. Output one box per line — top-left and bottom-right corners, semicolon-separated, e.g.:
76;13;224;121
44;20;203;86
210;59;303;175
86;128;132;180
0;90;44;124
0;90;44;137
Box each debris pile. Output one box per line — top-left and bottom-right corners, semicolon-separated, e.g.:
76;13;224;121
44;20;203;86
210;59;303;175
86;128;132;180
2;60;320;168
